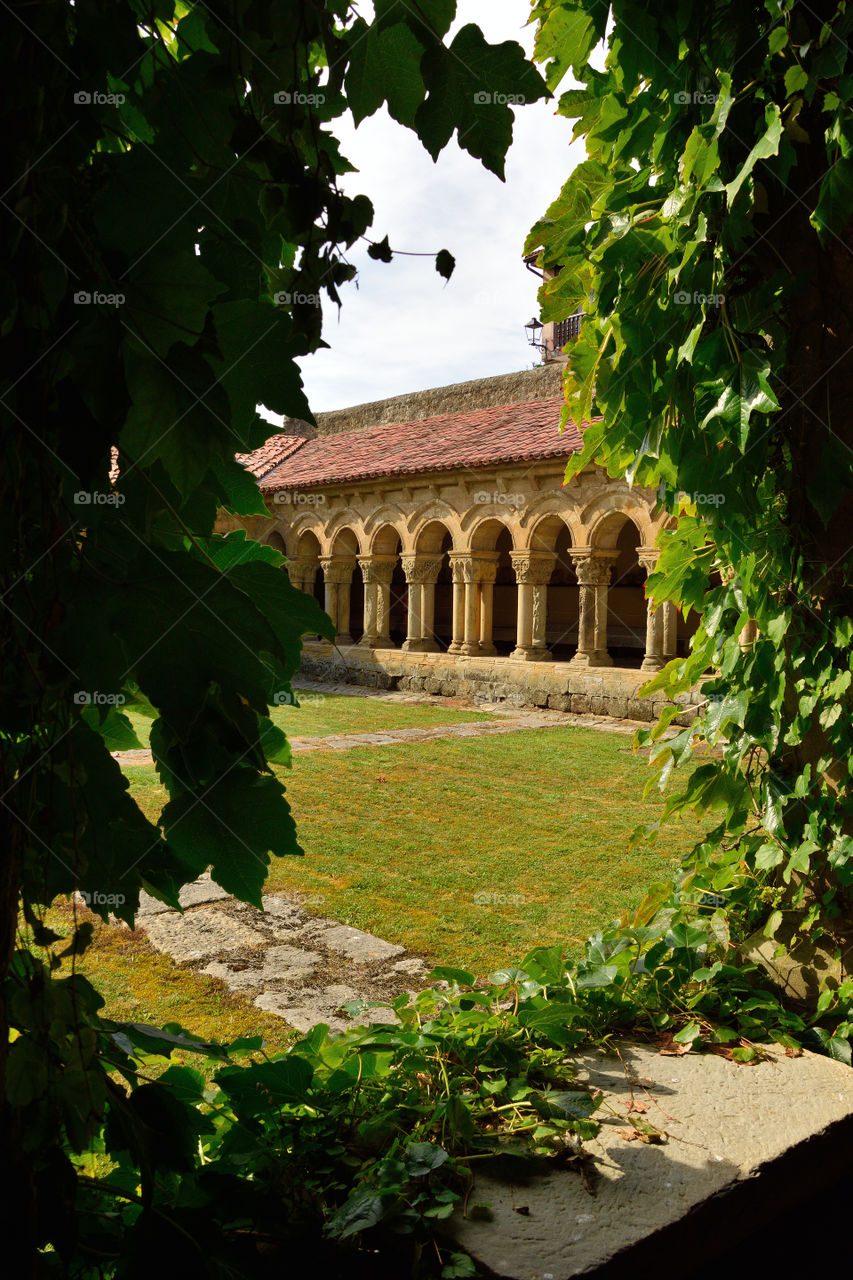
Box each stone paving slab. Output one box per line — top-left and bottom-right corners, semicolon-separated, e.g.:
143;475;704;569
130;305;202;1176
142;906;268;963
135;875;426;1032
138;872;231;917
448;1040;853;1279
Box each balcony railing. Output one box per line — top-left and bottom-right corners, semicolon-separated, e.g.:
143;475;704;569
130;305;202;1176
552;312;583;349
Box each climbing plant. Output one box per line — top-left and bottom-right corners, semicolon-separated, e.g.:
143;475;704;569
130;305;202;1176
527;0;853;1052
0;0;548;1270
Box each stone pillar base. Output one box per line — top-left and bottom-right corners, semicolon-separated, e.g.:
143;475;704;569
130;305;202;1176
402;638;439;653
448;641;463;655
460;642;494;657
336;633;354;648
640;655;666;672
511;646;551;662
569;651;613;669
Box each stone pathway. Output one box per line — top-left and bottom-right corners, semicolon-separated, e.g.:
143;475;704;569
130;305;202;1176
114;689;649;768
136;873;431;1033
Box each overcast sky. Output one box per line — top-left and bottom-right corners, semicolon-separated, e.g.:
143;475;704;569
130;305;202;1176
290;0;587;415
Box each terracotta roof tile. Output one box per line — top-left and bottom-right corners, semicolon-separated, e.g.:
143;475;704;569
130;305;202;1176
238;433;308;479
258;397;583;491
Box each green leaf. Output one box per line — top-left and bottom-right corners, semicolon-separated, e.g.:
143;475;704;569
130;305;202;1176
436;249;456;280
784;65;809;96
416;25;548;179
726;104;782;205
367;235;394;263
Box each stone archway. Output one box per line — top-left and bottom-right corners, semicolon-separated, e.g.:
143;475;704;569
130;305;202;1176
403;521;453;652
449;518;512;656
324;528;361;646
359;524;403;649
522;515;578;662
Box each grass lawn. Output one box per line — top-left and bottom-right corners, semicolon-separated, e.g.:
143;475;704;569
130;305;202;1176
44;900;295;1052
122;724;706;977
123;692;496;748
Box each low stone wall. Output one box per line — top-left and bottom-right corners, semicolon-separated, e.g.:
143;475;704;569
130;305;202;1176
299;643;702;724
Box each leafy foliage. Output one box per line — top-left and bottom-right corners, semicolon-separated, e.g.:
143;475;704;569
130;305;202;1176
527;0;853;1033
0;0;545;1269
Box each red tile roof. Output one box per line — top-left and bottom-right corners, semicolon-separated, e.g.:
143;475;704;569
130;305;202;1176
256;397;583;491
237;432;308;479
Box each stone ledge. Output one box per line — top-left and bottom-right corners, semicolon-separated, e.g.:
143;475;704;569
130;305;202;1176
447;1040;853;1279
300;645;701;724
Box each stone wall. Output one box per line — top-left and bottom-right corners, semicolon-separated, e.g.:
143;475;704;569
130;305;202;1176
298;643;702;724
282;363;564;439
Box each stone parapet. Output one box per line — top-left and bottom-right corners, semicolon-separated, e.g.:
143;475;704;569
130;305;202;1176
298;644;702;724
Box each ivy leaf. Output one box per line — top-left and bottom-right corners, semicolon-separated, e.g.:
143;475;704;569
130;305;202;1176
162;771;302;908
435;249;455;280
725;104;782;205
367;235;394;263
416;25;549;180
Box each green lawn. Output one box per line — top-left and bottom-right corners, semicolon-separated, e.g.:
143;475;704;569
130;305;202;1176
122;724;705;976
123;692;496;747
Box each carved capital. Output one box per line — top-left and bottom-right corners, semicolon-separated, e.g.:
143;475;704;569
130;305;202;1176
358;555;396;585
449;552;498;584
570;551;615;586
510;551;556;586
636;547;660;577
286;556;316;581
400;555;444;584
320;556;357;585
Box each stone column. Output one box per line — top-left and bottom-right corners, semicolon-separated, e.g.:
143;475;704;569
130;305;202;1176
449;553;498;657
663;601;678;659
477;558;499;656
510;552;556;660
357;555;396;649
448;553;466;654
401;556;444;652
569;551;615;667
321;557;357;646
638;549;665;672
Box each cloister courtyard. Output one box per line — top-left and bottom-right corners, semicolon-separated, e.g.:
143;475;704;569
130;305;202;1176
57;683;710;1046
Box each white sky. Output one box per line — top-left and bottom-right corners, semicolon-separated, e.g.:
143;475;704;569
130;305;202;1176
291;0;588;414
